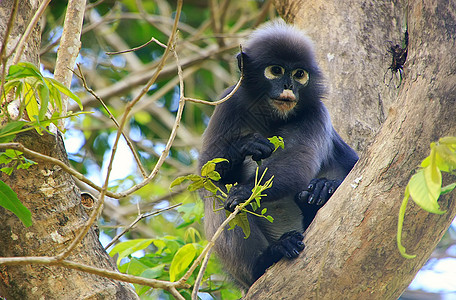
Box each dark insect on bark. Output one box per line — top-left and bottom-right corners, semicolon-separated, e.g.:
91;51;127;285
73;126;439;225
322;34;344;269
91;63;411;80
384;30;408;87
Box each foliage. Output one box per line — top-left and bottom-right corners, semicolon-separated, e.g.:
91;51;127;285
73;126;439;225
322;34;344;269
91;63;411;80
1;62;83;133
0;62;85;227
398;137;456;258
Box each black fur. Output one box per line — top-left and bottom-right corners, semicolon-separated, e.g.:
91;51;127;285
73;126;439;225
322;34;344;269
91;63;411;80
198;21;358;290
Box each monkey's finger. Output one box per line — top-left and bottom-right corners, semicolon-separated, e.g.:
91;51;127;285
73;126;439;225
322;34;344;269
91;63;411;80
306;178;320;192
296;190;310;205
316;182;331;206
224;199;238;212
308;179;326;204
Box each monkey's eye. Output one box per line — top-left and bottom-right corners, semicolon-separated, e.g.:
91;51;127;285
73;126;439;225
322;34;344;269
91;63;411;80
292;69;309;85
264;65;284;79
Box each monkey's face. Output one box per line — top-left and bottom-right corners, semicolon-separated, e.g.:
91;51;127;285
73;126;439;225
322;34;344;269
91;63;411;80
263;65;309;118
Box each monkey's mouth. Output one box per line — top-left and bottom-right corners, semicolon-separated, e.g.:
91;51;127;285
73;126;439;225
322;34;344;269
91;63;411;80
271;97;297;113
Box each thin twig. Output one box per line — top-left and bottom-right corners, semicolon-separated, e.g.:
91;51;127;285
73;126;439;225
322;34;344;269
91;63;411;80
191;247;213;300
106;37;167;55
169;287;186;300
11;0;51;65
104;203;182;250
184;44;244;106
75;64;148;178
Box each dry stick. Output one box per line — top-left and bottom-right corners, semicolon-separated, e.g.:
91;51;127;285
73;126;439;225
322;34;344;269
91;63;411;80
0;256;190;290
55;0;183;263
103;203;183;250
106;37;167;55
184;44;244;106
75;65;148;178
191;247;213;300
11;0;51;65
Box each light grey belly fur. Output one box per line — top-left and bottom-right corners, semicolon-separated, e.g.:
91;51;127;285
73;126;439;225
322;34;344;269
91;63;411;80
255;196;303;243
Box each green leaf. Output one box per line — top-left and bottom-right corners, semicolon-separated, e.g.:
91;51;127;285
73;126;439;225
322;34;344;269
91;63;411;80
441;182;456;195
409;169;445;214
23;81;39;122
227;211;250;239
46;77;83;110
266;215;274;223
1;167;14;175
188;180;204;191
201;158;228;177
109;239;154;264
170;176;188;188
37;82;50;120
268;136;285;151
207;170;221;181
203;180;218;194
169;243;197;282
0;180;32;227
397;185;416;259
170;174;202;188
6;62;40;80
0;121;26;143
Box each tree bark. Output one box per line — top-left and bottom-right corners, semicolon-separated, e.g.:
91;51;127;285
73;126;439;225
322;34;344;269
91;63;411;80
0;1;138;299
245;0;456;299
275;0;408;152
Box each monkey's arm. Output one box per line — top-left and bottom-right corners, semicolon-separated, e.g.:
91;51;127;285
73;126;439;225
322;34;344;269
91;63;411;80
224;145;320;211
202;133;275;184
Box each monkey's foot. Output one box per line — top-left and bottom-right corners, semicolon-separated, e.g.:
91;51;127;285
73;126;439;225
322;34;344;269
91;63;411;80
296;178;342;207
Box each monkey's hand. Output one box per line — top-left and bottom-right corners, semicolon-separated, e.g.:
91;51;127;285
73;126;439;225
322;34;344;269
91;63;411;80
235;133;275;162
296;178;342;208
224;185;252;212
253;230;304;281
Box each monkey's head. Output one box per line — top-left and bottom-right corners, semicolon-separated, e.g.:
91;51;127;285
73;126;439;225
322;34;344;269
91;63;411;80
238;21;325;119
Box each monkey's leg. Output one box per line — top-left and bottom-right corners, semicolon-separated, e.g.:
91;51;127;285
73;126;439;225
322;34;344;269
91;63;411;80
252;230;304;281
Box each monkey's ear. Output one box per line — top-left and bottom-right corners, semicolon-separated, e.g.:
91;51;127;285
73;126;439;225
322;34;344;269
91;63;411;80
236;51;248;72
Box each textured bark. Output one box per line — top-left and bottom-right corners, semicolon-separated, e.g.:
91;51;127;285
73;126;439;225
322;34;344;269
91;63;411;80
0;1;138;299
275;0;408;152
245;0;456;299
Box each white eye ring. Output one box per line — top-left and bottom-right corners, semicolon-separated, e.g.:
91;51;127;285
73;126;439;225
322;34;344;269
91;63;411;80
292;69;309;85
264;65;284;79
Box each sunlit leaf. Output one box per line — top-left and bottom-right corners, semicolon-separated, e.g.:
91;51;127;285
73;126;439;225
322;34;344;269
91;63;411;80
397;185;416;259
409;169;445;214
268;135;285;151
109;238;154;264
23;81;39;122
169;243;197;282
201;158;228;177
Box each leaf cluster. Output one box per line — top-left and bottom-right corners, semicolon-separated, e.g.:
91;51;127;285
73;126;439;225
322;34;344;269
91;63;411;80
398;136;456;258
0;62;87;228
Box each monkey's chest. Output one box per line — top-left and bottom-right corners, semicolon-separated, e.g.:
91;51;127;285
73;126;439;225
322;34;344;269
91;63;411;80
256;197;303;243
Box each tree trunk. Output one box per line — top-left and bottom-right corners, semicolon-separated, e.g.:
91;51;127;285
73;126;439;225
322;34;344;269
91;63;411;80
245;0;456;299
0;1;138;299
